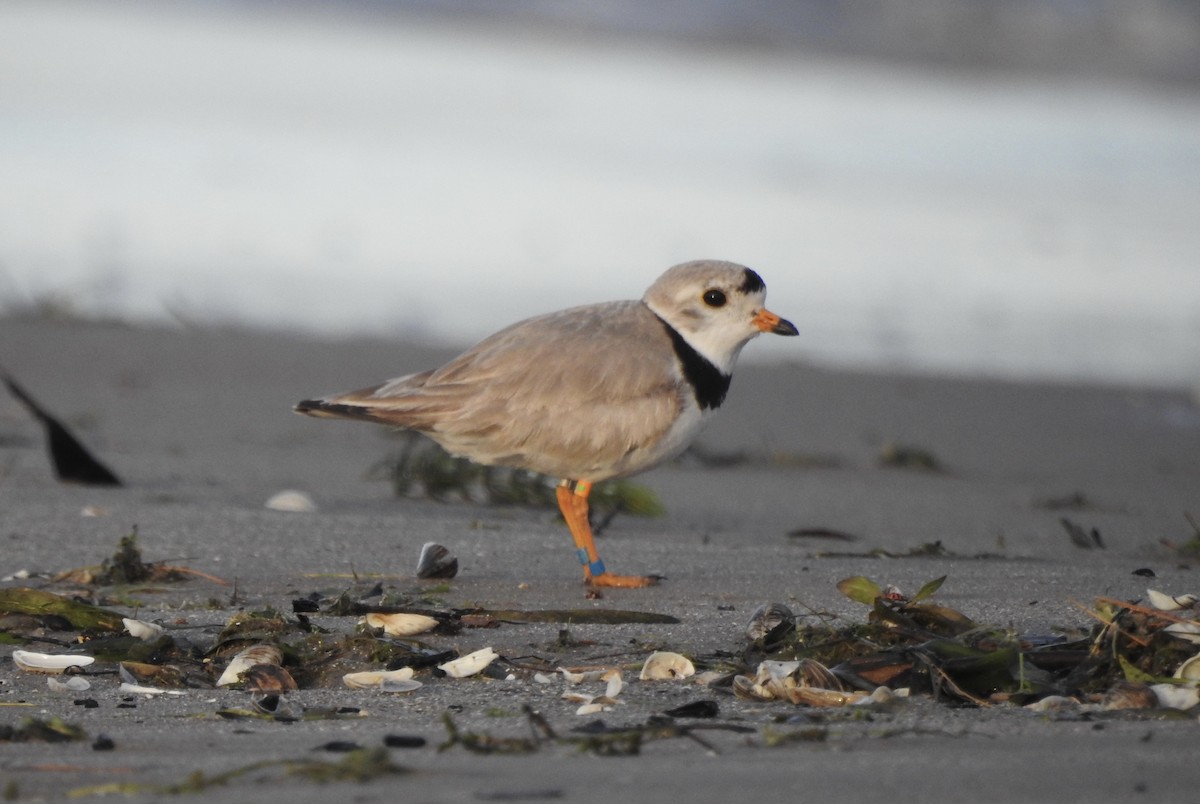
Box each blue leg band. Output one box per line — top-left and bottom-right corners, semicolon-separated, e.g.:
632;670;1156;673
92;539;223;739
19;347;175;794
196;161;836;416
576;549;606;576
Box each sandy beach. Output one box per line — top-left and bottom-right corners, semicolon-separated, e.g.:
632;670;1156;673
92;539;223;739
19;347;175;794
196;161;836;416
1;315;1198;802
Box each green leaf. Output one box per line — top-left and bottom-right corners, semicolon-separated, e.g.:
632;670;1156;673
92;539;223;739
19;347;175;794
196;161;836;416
836;576;882;606
910;575;947;604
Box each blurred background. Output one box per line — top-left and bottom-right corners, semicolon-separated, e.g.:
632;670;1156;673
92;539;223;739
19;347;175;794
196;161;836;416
2;0;1198;386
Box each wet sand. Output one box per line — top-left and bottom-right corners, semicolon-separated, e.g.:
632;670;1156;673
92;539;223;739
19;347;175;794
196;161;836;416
1;316;1199;802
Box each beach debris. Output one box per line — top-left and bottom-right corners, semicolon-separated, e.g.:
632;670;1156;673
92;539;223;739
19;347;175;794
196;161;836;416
12;649;95;674
1100;680;1158;710
0;587;125;632
0;717;88;744
1059;517;1104;549
264;489;317;513
1145;589;1198;611
217;644;285;687
241;663;298;694
837;574;974;637
47;675;92;693
343;667;422;692
786;527;859;542
561;669;624;715
68;747;406;796
639;651;695;681
877;442;942;472
416;542;458;579
1033;491;1093;511
364;611;440;637
745;602;796;649
1150;684;1200;710
1163;622;1200;644
1;370;122;486
123;617;165;641
372;432;663;518
437;647;498;678
662;700;719;718
54;527;219;587
732;658;856;706
1174;652;1200;682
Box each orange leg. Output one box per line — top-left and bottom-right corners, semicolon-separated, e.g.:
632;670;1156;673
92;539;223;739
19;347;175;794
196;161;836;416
556;479;658;588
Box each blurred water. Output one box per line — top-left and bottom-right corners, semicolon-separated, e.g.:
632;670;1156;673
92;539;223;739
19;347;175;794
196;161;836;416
1;1;1198;386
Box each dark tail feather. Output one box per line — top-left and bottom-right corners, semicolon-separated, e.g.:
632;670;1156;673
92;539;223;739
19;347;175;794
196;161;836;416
2;370;123;486
294;397;377;421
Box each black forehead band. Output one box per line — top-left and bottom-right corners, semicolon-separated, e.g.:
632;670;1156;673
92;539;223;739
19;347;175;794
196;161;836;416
739;268;765;294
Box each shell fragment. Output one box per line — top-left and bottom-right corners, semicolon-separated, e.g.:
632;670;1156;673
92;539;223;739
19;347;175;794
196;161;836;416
437;647;497;678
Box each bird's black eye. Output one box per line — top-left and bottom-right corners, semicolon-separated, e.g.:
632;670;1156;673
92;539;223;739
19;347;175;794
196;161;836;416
702;289;726;308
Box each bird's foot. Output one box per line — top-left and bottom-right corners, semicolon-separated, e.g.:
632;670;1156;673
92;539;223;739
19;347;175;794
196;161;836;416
585;572;662;589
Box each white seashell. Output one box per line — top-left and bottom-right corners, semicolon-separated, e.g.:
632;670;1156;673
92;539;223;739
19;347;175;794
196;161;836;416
123;617;165;641
639;651;695;681
602;669;624;699
576;703;607;716
1146;589;1199;611
364;612;440;637
1164;622;1200;644
1151;683;1200;710
12;650;95;674
342;667;416;690
1174;652;1200;683
380;677;423;693
264;489;317;513
80;506;108;517
757;661;801;682
438;647;497;678
533;673;555;684
216;644;283;686
48;676;91;693
852;686;900;706
119;682;184;696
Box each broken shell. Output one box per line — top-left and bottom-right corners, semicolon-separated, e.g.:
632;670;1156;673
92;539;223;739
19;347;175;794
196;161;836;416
437;647;497;678
123;617;165;641
364;612;440;637
1174;652;1200;683
732;674;773;701
48;676;91;693
576;703;607;716
639;651;695;681
1024;695;1081;712
416;542;459;579
265;489;317;512
795;658;843;691
1146;589;1199;611
119;682;185;696
602;669;624;699
216;644;283;687
12;650;95;674
745;603;796;644
1151;683;1200;711
558;667;610;684
1163;622;1200;644
343;667;422;692
786;687;867;707
1101;680;1158;711
242;664;298;694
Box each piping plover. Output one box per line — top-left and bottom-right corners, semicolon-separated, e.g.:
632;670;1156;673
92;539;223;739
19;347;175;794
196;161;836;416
296;259;797;587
